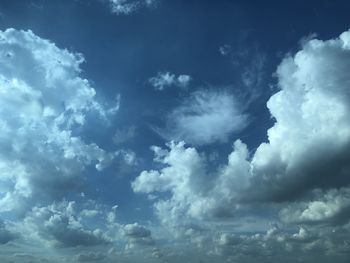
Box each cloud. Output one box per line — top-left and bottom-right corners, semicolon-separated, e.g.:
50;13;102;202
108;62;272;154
149;71;192;91
280;188;350;225
20;201;111;248
76;252;106;262
213;225;350;262
133;30;350;238
156;89;249;145
220;40;267;104
0;28;117;213
219;44;232;56
247;29;350;202
132;139;251;230
0;220;17;244
123;223;155;249
107;0;159;15
113;125;136;145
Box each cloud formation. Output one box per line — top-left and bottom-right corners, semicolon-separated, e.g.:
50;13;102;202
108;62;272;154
123;223;155;249
248;29;350;202
108;0;158;15
157;89;249;145
149;71;191;91
0;220;17;244
133;30;350;240
132;140;254;232
20;201;111;248
0;28;117;213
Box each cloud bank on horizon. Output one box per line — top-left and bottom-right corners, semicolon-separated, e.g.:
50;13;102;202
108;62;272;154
0;1;350;262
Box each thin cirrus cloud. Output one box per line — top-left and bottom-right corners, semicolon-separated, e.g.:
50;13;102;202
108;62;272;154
132;30;350;261
155;89;249;145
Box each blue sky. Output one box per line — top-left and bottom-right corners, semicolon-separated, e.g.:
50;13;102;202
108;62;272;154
1;0;350;262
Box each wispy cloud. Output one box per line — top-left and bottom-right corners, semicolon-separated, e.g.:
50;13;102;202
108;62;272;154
107;0;159;15
149;71;192;91
155;89;248;145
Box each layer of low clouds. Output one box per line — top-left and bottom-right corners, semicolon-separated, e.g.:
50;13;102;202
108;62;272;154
149;71;192;91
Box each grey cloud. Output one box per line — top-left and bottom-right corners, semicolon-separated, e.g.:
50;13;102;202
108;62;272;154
124;223;151;238
280;187;350;226
21;201;111;248
0;220;17;244
123;223;155;249
76;252;106;262
214;226;350;263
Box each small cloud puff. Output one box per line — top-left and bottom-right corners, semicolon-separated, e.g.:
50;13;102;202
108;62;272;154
149;71;192;90
108;0;158;15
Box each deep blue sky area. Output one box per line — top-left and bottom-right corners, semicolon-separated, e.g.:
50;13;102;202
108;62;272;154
1;1;350;262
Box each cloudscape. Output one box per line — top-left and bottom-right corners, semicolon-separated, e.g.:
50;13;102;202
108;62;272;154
0;1;350;262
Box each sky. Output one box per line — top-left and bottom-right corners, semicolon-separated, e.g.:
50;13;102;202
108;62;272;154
0;0;350;262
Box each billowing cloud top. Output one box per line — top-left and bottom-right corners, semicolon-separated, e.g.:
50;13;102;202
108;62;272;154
0;29;118;215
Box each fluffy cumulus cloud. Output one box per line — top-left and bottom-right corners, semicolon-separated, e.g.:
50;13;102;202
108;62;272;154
108;0;158;15
0;28;118;214
156;89;249;145
149;71;192;91
132;139;251;228
248;29;350;202
132;30;350;258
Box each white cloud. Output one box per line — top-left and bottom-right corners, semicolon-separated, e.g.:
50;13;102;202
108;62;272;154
133;30;350;239
0;28;117;213
157;89;249;145
108;0;158;15
132;139;251;230
149;71;192;90
248;29;350;202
